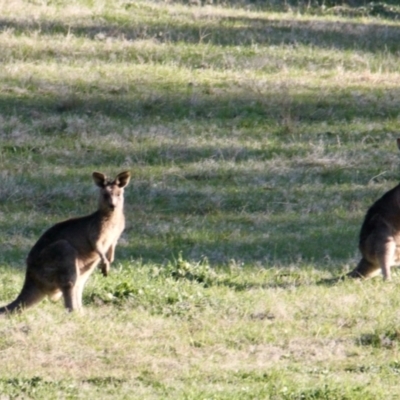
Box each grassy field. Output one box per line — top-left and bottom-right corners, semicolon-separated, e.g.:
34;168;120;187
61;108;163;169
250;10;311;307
2;0;400;398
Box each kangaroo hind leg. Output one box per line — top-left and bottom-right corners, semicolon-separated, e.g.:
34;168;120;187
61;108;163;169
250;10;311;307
39;240;80;312
56;252;79;312
378;239;396;281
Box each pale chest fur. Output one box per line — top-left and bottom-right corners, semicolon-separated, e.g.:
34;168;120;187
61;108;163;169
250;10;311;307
100;217;124;248
91;214;125;253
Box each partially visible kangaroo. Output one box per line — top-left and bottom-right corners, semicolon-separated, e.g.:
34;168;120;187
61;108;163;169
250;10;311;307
0;171;131;314
348;139;400;280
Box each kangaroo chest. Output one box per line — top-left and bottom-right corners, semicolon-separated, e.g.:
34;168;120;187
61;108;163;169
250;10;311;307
98;219;124;248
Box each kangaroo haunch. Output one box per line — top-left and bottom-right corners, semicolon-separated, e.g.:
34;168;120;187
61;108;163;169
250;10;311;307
0;171;131;314
348;139;400;281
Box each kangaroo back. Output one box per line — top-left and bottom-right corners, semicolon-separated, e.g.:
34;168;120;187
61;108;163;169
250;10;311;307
0;170;131;315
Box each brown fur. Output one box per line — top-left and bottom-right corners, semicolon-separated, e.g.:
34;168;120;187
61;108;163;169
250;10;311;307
348;139;400;280
0;171;131;314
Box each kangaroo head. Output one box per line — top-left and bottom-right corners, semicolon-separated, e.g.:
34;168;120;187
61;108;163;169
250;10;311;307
92;171;131;213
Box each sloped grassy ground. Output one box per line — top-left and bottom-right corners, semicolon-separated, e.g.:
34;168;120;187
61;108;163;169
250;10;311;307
1;0;400;398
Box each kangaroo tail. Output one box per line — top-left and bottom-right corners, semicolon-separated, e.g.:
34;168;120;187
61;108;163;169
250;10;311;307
347;258;379;279
0;278;45;315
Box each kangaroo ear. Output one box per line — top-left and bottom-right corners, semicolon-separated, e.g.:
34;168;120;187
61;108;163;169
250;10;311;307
92;172;107;187
115;171;131;188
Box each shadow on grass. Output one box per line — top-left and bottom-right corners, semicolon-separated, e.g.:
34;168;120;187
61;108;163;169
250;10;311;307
0;203;360;271
218;272;363;289
0;12;400;53
122;221;359;267
0;157;382;269
1;78;400;126
215;276;313;291
1;7;398;271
